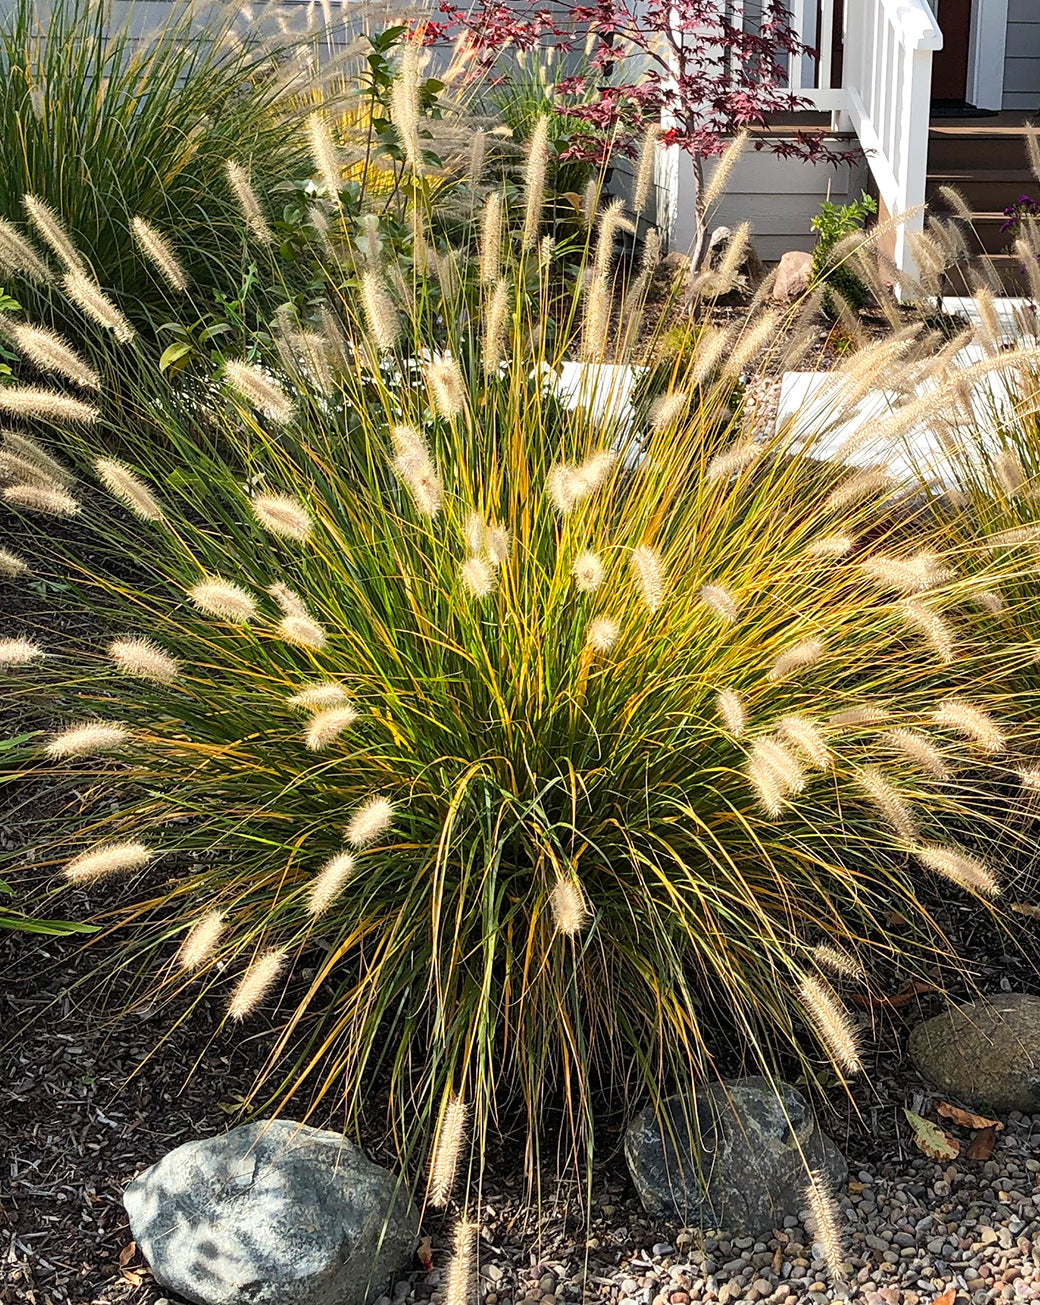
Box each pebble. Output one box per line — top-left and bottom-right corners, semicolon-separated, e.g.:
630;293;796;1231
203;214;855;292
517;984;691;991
382;1110;1040;1305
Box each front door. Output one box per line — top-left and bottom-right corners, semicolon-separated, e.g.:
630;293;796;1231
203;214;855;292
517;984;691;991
931;0;973;102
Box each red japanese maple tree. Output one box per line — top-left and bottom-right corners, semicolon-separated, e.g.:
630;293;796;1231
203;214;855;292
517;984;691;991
430;0;854;265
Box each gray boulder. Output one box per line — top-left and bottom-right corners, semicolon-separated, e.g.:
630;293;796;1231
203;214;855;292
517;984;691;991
124;1118;419;1305
704;224;764;292
908;993;1040;1114
624;1077;846;1234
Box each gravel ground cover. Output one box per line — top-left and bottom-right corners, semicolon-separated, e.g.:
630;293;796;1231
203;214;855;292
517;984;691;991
2;910;1038;1305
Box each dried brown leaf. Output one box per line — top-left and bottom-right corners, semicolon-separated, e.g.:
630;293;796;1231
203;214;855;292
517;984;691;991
967;1124;998;1162
936;1101;1003;1131
847;979;939;1009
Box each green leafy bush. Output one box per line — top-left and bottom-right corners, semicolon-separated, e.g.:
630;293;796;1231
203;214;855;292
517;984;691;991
810;191;878;313
0;137;1035;1196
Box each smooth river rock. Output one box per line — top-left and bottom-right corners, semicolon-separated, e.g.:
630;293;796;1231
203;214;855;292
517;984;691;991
124;1118;419;1305
908;992;1040;1113
624;1076;846;1235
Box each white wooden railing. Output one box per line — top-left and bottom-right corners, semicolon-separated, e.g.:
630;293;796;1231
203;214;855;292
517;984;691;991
786;0;943;280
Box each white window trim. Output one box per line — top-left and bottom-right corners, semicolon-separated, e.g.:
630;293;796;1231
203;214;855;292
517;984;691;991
967;0;1009;111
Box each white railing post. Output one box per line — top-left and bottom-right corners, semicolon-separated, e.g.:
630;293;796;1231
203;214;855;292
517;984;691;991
837;0;942;288
891;41;936;284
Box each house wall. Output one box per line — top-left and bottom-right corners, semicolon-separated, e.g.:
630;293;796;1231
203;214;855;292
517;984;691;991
1003;0;1040;111
667;146;870;263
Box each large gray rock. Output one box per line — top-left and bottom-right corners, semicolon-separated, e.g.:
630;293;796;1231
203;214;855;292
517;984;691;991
624;1077;846;1234
908;993;1040;1114
124;1118;419;1305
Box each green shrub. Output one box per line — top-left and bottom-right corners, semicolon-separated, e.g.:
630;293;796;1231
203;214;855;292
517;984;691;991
0;0;313;333
810;191;878;314
0;145;1035;1199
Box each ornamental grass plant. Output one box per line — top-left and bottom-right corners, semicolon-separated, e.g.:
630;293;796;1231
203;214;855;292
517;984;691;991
0;0;319;332
2;96;1040;1205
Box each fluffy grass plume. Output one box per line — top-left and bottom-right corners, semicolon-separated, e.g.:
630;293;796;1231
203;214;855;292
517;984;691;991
586;615;619;653
428;353;466;420
427;1091;469;1207
932;699;1005;752
228;947;286;1020
389;42;421;172
96;458;164;522
461;554;495;598
226;159;273;244
0;547;30;577
716;689;746;737
550;874;590;935
778;715;829;769
223;360;294;425
855;766;918;842
360;272;399;352
521;115;550;251
812;944;866;982
769;638;823;681
798;973;862;1074
878;731;944;783
2;431;73;484
0;216;51;281
346;797;394;848
177;910;224;970
630;544;665;613
0;386;97;424
805;1170;845;1282
306;853;356;918
699;582;739;623
65;841;151;883
11;323;99;390
305;705;358;751
443;1219;477;1305
46;722;130;758
278;613;326;650
189;577;258;622
913;844;999;897
479;192;502;286
252;494;312;542
108;637;179;684
289;682;349;710
130;217;188;292
23;193;83;270
0;637;42;665
63;270;134;343
572;550;605;593
3;482;79;515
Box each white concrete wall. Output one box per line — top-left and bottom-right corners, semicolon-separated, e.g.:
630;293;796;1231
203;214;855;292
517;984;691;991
1003;0;1040;111
669;145;870;262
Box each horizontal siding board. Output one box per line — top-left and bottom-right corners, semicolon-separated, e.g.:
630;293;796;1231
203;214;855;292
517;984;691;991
1005;22;1040;58
1003;1;1040;108
1003;58;1040;96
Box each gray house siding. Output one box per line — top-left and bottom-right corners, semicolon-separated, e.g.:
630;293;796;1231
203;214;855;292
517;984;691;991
1003;0;1040;111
